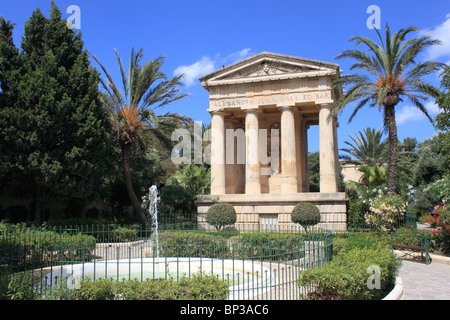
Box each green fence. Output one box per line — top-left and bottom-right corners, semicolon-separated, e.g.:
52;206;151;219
346;211;418;232
0;223;333;300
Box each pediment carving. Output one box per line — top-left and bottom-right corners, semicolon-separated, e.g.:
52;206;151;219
199;52;341;89
223;61;314;80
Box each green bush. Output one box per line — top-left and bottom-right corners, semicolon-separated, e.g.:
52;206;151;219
111;226;138;242
70;278;116;300
0;271;38;300
332;232;390;256
231;232;305;261
158;231;231;258
298;245;400;300
0;227;97;271
291;202;321;232
366;193;407;232
206;203;236;231
41;273;229;300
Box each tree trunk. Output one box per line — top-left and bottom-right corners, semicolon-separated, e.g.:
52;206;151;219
121;142;148;226
34;183;42;226
385;105;398;193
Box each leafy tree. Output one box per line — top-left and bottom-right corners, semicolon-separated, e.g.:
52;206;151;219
435;65;450;174
396;137;419;189
90;48;188;225
0;17;24;187
0;17;21;102
172;164;211;195
1;3;112;224
340;127;388;167
332;25;444;193
308;152;320;192
413;135;445;187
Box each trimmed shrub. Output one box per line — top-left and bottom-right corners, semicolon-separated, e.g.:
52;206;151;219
0;227;97;271
158;231;231;258
231;232;305;261
206;203;236;231
291;202;321;232
298;246;400;300
332;232;390;256
42;273;229;300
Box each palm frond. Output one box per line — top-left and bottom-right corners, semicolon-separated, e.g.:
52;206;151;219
88;51;124;106
114;48;129;104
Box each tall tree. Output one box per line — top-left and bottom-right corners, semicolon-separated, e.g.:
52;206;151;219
6;3;112;224
90;48;188;225
0;17;24;186
332;25;444;193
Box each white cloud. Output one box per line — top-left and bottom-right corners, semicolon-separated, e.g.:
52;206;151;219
174;56;215;87
396;101;441;125
421;14;450;61
224;48;252;63
174;48;253;87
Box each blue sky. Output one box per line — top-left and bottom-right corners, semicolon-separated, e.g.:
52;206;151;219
2;0;450;154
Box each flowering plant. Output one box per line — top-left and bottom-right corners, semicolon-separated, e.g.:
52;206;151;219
420;214;436;226
422;176;450;208
432;200;450;235
431;200;450;254
365;193;408;232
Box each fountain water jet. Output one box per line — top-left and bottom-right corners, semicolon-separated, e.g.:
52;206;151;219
147;185;159;261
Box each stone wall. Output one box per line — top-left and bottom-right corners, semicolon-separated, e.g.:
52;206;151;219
197;193;347;232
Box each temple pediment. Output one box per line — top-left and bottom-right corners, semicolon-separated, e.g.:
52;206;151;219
199;52;340;87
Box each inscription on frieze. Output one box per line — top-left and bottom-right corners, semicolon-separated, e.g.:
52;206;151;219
210;91;330;109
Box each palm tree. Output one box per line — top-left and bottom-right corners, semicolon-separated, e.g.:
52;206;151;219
358;165;387;188
341;127;388;167
332;25;444;193
90;48;188;225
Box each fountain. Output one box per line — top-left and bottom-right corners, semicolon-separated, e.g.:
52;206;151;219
37;184;279;299
147;185;159;259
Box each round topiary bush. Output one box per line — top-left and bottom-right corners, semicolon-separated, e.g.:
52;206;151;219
206;202;236;231
291;202;321;232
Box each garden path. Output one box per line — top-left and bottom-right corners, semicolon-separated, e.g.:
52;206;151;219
398;256;450;300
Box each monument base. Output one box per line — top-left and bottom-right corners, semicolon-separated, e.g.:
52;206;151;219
197;192;347;232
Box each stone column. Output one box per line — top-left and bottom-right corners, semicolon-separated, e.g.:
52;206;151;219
296;112;305;192
333;117;340;191
210;111;226;195
303;123;310;192
225;120;236;194
245;108;261;194
319;103;338;193
280;106;298;193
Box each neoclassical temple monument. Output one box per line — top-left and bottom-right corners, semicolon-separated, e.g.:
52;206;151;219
196;52;347;231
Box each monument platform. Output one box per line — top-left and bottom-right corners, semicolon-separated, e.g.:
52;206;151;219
197;192;347;232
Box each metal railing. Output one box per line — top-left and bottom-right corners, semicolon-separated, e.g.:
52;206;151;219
346;211;418;232
0;223;333;300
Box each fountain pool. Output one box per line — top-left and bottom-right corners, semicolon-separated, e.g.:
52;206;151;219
41;257;277;300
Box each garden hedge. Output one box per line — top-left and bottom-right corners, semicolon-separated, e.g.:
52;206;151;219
298;234;400;300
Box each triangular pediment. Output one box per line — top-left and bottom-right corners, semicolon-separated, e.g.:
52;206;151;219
199;52;340;87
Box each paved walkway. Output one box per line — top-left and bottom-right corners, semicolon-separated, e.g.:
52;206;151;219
398;255;450;300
